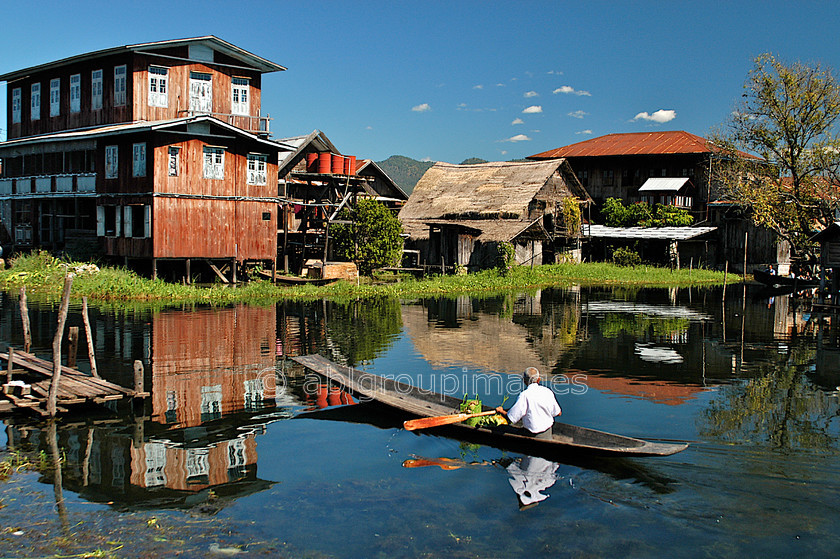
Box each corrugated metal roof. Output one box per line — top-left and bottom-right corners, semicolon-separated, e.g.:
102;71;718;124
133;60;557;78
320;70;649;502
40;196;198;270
0;116;289;153
637;177;692;192
528;131;717;159
0;36;285;81
585;225;716;241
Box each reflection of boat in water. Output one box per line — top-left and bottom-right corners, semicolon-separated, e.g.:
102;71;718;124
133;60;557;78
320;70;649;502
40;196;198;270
292;354;688;457
753;269;818;290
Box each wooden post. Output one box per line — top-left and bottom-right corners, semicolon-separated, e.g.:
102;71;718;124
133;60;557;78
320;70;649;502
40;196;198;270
743;231;748;280
185;258;191;285
133;360;144;395
6;346;14;384
48;275;73;417
152;258;158;280
19;286;31;352
67;327;79;368
722;261;728;304
82;297;99;378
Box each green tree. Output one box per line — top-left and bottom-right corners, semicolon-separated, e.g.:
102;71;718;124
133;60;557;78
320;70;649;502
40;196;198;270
710;53;840;262
601;198;692;227
331;198;404;275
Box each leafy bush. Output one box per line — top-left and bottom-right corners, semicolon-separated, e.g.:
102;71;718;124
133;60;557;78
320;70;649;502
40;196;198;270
330;198;404;275
601;198;693;227
612;246;642;267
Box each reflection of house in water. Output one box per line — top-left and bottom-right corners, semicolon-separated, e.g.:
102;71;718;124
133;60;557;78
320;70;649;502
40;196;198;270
149;305;277;427
6;421;272;508
402;291;583;376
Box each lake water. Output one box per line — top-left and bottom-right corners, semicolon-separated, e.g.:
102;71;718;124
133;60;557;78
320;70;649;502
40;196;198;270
1;284;839;558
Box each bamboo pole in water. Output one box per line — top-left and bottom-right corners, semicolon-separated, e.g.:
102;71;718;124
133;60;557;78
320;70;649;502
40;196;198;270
19;286;31;352
48;275;73;417
81;297;99;378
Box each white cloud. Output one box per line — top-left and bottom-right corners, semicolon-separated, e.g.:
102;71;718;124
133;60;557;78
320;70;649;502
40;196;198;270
365;125;373;130
568;110;588;119
473;84;484;90
522;105;543;114
633;109;676;123
421;157;433;162
553;85;591;96
524;90;539;98
496;83;505;87
576;129;593;135
504;134;532;142
412;103;431;112
500;150;508;155
511;118;524;125
547;70;563;75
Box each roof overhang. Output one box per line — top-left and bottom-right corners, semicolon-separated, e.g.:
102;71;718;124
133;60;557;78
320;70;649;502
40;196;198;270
0;36;285;82
0;115;294;155
586;225;717;241
638;177;694;193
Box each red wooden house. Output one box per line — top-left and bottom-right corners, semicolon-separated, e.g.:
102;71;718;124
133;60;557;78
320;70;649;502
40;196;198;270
0;36;287;280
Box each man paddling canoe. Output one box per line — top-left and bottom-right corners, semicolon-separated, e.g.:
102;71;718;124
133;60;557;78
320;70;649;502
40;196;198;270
496;367;561;440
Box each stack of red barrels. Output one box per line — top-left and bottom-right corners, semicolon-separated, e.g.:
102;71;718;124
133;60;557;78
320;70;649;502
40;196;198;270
305;152;356;175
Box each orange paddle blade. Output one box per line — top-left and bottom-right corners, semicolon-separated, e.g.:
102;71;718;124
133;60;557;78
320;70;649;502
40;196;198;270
403;410;498;431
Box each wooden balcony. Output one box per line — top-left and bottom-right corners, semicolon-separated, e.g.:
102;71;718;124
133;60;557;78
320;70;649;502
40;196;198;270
178;110;271;136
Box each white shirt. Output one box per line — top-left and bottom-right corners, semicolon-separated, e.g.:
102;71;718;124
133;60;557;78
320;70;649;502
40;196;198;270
506;383;561;434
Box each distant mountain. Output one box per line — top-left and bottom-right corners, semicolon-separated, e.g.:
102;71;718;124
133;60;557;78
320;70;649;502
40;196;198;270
375;156;435;195
376;155;533;194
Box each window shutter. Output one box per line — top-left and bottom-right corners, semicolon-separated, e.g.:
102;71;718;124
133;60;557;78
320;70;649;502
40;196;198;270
123;206;133;238
144;205;151;238
115;208;122;237
96;206;105;236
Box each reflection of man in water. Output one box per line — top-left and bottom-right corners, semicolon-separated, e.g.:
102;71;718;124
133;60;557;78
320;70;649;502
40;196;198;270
496;367;561;440
507;456;560;509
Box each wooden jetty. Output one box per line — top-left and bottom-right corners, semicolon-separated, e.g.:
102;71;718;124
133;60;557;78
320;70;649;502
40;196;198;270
0;348;148;416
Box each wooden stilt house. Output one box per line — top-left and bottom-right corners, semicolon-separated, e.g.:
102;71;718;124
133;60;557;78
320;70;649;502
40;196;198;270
399;159;591;272
0;36;286;282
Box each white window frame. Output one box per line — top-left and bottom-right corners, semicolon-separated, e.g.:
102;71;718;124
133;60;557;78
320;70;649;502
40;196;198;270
189;71;213;113
30;83;41;121
132;143;146;177
148;66;168;108
49;78;60;117
11;88;21;124
247;153;267;185
105;145;119;179
231;77;249;116
91;69;103;110
168;146;180;176
203;147;225;180
114;65;127;106
70;74;81;113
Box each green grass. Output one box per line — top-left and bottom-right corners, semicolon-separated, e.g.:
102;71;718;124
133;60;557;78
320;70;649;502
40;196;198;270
0;251;739;305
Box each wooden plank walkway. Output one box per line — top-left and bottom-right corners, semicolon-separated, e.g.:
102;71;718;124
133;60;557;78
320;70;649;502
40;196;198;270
1;349;147;416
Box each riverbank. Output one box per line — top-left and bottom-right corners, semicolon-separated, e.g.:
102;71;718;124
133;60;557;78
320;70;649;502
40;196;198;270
0;251;740;303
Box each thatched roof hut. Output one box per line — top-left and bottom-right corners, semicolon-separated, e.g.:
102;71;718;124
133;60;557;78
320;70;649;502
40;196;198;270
399;159;591;270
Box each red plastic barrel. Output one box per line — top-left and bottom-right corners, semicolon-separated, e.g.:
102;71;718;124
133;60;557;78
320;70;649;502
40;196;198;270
318;152;332;174
347;156;357;176
332;153;345;174
306;153;318;172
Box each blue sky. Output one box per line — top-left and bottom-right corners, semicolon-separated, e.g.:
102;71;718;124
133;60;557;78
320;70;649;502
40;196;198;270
2;0;840;163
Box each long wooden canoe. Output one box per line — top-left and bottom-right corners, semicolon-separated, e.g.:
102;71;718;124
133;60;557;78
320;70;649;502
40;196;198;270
753;268;818;289
292;354;688;458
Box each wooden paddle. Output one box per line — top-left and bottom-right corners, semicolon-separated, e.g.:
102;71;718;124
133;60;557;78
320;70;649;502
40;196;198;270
403;410;499;431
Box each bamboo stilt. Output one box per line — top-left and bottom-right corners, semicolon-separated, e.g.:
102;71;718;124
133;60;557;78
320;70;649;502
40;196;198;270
19;286;31;352
48;275;73;417
82;297;99;378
